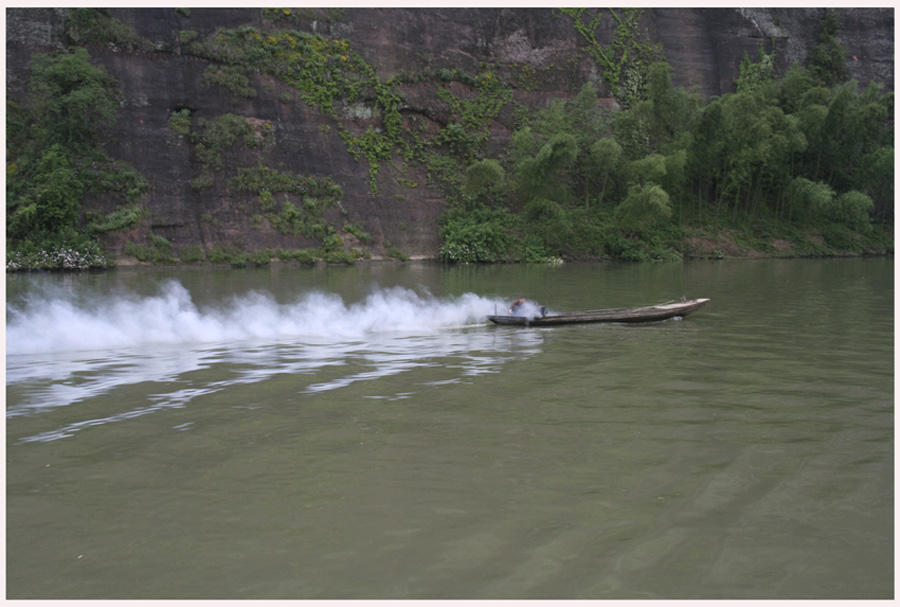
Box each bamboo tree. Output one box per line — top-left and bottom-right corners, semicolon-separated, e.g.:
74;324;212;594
589;138;623;209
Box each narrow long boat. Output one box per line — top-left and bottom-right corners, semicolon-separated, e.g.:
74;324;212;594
487;298;710;327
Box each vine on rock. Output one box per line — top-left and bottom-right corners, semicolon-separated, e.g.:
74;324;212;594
558;8;663;107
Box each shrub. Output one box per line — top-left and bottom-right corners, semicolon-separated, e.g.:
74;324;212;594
343;223;372;244
822;224;861;252
833;191;874;230
463;159;506;205
204;64;257;99
124;231;175;263
248;248;273;266
178;244;203;263
87;204;144;234
439;207;516;263
276;248;319;264
322;249;357;264
384;241;409;261
64;8;154;52
614;183;673;234
168;108;192;135
191;114;258;170
7;239;110;271
207;244;241;264
785;177;835;224
191;173;214;190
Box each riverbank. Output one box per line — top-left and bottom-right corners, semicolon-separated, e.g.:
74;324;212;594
6;223;893;272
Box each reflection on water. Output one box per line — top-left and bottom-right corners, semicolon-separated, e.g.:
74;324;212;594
7;281;545;442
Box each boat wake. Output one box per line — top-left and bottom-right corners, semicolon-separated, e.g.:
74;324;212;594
7;279;504;355
7;281;546;441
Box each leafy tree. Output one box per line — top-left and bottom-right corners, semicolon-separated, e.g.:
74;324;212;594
8;145;86;240
692;88;805;217
628;153;667;186
784;176;834;223
515;133;579;204
807;11;848;87
589;137;624;208
852;145;893;220
7;48;147;267
832;191;874;230
777;64;817;113
27;48;121;150
463;159;506;208
736;46;777;94
614;183;672;234
611;62;700;162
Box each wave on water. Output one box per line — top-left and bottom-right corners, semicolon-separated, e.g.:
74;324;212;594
6;280;505;355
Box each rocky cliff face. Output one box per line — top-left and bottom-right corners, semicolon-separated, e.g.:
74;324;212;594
6;8;894;260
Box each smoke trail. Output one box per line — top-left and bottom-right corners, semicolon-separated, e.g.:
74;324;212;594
6;280;505;355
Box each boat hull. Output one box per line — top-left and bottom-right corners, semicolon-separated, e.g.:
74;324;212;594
487;298;710;327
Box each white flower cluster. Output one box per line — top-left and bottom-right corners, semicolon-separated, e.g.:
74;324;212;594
6;247;108;271
439;242;490;263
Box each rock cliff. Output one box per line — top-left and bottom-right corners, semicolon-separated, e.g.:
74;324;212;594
6;8;894;261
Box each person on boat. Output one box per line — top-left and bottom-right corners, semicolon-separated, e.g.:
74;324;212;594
509;297;546;319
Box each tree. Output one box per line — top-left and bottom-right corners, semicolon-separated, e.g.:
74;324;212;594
611;62;700;160
614;183;672;234
736;46;777;95
589;138;624;208
516;133;579;204
628;153;667;186
8;145;86;241
807;11;848;87
463;159;505;209
7;47;146;260
853;145;893;221
28;48;121;149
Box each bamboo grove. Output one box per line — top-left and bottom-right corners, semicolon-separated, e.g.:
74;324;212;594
441;12;893;262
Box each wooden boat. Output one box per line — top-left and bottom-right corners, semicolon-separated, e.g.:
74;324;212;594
488;298;710;327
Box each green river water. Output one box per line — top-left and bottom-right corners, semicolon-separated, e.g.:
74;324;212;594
5;258;894;599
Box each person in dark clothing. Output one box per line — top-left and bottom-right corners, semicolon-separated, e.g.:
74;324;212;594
509;298;546;318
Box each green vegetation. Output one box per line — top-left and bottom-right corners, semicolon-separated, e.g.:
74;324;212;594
189;26;403;194
179;30;198;45
438;12;892;263
86;203;145;235
124;231;177;264
187;24;512;198
177;244;204;263
64;8;154;52
192;113;263;171
343;223;373;244
229;164;344;245
7;9;893;270
204;64;257;98
6;239;111;271
168;108;192;135
7;47;150;271
276;248;319;265
557;8;664;107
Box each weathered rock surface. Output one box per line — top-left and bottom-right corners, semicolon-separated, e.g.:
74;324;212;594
6;8;894;260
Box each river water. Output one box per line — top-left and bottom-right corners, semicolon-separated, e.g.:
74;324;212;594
5;258;893;599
